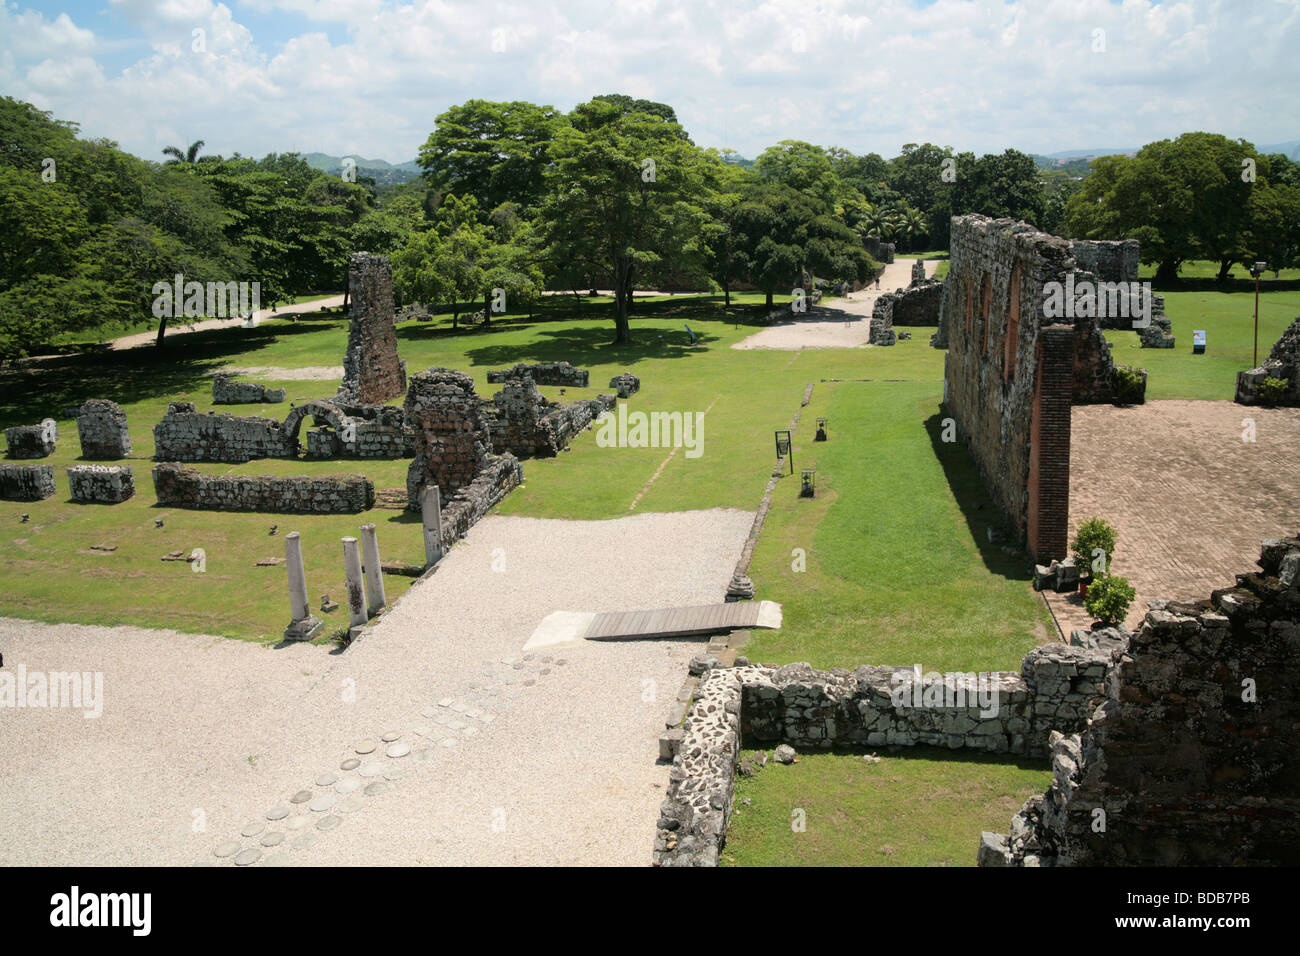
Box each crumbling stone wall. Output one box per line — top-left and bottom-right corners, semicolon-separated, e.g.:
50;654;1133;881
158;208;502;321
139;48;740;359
910;259;927;285
68;464;134;503
76;399;131;459
486;362;590;387
870;280;944;346
609;372;640;398
302;403;414;459
1236;315;1300;406
212;373;286;405
4;424;55;459
153;404;297;463
152;463;373;514
983;534;1300;866
437;454;524;550
405;368;491;508
1068;239;1139;284
484;379;613;458
0;463;56;501
862;236;895;264
338;253;406;406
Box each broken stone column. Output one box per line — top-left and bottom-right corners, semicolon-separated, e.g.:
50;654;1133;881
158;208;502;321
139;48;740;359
421;484;443;564
404;368;491;509
359;523;386;616
283;532;324;641
76;399;131;459
341;535;367;629
338;253;406;406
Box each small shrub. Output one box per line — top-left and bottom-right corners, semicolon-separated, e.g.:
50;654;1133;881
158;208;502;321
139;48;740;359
1072;516;1117;578
1259;376;1290;406
1083;573;1135;625
1112;366;1146;405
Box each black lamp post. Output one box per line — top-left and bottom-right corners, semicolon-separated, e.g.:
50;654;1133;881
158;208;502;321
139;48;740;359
800;469;816;498
774;429;793;475
1250;261;1268;367
815;417;828;442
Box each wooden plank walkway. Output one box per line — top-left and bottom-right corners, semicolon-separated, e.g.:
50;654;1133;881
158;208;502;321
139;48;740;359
582;601;781;641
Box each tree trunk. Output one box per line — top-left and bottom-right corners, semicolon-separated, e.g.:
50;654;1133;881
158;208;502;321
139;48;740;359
1155;259;1180;284
452;305;459;330
483;291;492;328
613;257;633;344
155;313;169;348
1215;258;1233;283
765;289;774;310
724;285;731;309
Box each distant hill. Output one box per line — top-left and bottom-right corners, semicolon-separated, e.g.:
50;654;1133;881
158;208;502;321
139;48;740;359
302;152;422;185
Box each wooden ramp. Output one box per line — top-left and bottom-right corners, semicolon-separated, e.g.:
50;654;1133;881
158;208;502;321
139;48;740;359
582;601;781;641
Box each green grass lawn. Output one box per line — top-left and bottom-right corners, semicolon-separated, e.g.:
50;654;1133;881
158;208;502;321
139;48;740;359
723;748;1048;866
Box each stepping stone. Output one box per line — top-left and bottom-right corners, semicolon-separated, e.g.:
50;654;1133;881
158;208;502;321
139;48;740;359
438;697;453;707
364;781;390;796
447;719;467;731
540;668;551;676
415;748;433;761
338;795;366;814
432;713;451;725
441;738;458;749
480;712;496;724
287;817;311;831
462;726;479;738
386;741;411;758
266;806;290;821
358;760;385;777
482;687;500;697
340;758;360;771
264;852;291;867
384;766;409;781
465;708;482;719
353;740;377;755
500;658;515;665
450;702;468;713
522;653;535;661
512;663;525;670
381;731;401;742
524;679;536;687
410;724;431;737
292;832;319;851
214;841;241;859
290;790;313;804
540;656;553;663
504;688;521;699
421;707;438;719
240;822;265;837
335;778;361;794
234;848;262;867
309;794;337;812
315;773;338;787
260;832;285;847
556;659;568;666
317;815;342;831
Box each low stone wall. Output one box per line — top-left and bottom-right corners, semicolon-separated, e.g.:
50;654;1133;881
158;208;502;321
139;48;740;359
68;465;134;503
654;641;1114;866
863;236;895;264
152;463;373;513
4;424;55;459
1236;315;1300;406
984;534;1300;866
77;399;131;459
0;463;56;501
437;454;524;551
486;362;590;387
212;373;287;405
485;380;613;458
609;372;640;398
878;278;944;326
153;404;297;463
305;404;413;459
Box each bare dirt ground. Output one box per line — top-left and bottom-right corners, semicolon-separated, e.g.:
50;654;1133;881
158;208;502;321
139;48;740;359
107;295;346;351
0;508;753;867
218;364;344;381
1043;400;1300;634
731;258;933;350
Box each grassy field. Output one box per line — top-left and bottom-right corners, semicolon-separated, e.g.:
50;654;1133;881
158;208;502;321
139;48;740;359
723;749;1048;866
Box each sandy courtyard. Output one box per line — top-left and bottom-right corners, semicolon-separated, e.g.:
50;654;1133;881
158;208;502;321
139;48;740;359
1044;400;1300;633
0;508;753;867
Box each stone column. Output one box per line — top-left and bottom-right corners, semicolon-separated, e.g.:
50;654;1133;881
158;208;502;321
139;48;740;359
342;536;368;629
283;532;324;641
421;484;443;565
360;523;386;615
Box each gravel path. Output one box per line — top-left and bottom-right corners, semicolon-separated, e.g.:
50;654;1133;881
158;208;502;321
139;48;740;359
732;258;932;350
0;507;753;866
107;295;345;351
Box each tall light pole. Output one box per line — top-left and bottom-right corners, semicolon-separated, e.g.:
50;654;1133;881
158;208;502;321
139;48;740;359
1250;261;1268;366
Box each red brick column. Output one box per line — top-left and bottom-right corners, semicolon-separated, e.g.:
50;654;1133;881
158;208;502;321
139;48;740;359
1027;326;1073;562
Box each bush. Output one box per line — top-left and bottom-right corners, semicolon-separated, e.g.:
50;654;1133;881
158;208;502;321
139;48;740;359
1112;366;1146;405
1083;573;1135;625
1072;516;1117;578
1259;376;1290;406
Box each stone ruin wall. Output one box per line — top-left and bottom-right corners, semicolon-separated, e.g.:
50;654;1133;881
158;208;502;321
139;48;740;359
338;253;406;406
152;463;374;514
68;464;134;503
154;403;297;463
436;454;524;552
212;373;286;405
654;640;1116;867
4;423;56;459
486;362;590;388
0;463;56;501
484;379;615;458
1236;315;1300;406
609;372;640;398
862;236;895;264
982;534;1300;867
76;399;131;459
868;279;944;346
404;368;492;509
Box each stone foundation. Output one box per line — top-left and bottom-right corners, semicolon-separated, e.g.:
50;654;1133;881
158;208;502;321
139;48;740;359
212;373;287;404
486;362;590;387
153;405;297;463
4;424;55;459
983;534;1300;866
76;399;131;459
338;252;406;406
1235;315;1300;406
405;368;491;508
484;379;614;458
0;463;56;501
609;372;641;398
68;464;134;503
152;463;374;514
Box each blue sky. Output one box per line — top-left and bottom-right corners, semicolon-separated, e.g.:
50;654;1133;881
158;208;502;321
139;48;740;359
2;0;1297;164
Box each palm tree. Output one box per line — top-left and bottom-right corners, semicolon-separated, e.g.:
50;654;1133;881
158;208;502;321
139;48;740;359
162;140;205;165
898;208;928;250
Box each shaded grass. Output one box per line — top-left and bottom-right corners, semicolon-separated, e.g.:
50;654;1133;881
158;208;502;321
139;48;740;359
723;748;1048;867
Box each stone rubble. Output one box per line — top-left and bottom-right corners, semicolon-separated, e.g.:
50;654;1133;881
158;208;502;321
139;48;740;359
212;373;287;405
486;362;590;387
